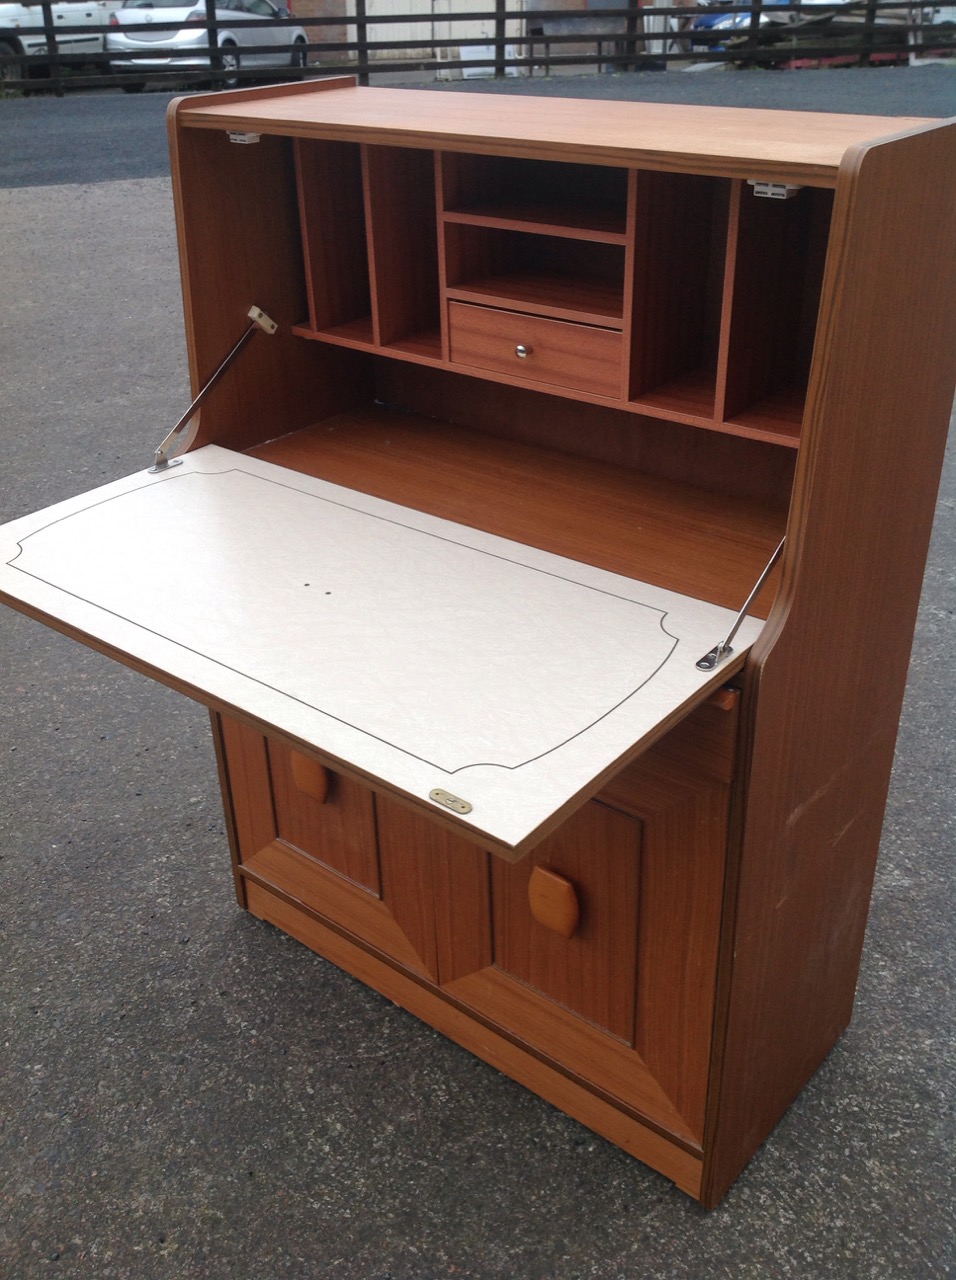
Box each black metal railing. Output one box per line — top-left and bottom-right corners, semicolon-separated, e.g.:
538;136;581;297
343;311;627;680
1;1;952;96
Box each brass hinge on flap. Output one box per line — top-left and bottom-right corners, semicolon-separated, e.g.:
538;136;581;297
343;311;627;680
148;305;277;473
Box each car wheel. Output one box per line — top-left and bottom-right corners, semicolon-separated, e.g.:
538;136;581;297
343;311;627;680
0;40;23;87
290;37;307;70
219;41;239;89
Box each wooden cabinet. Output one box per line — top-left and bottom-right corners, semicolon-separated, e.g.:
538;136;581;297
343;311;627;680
1;81;954;1206
217;689;735;1182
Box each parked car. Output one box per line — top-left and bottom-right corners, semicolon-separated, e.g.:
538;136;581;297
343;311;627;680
688;0;933;53
688;0;794;49
106;0;307;92
1;0;120;83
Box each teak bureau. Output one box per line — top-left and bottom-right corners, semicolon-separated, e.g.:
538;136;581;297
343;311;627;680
2;82;954;1206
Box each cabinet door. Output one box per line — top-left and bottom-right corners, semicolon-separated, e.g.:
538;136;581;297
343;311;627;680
490;802;640;1043
434;699;736;1148
214;713;441;981
214;696;734;1148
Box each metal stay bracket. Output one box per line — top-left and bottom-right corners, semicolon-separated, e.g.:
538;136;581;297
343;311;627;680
148;305;277;474
696;535;786;672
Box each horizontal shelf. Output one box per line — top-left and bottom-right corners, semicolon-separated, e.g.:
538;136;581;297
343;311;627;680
446;274;625;330
292;319;444;367
722;388;805;447
389;329;444;362
631;374;804;447
290;336;804;453
443;204;628;244
299;315;374;345
290;322;803;445
247;404;786;617
631;370;718;425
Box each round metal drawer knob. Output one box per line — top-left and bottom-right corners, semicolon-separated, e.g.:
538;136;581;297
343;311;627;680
515;344;532;359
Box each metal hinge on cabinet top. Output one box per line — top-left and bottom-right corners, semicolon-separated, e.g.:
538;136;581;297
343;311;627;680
697;536;786;671
748;180;804;200
148;305;277;473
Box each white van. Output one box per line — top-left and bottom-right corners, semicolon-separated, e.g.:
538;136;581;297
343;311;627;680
1;0;121;81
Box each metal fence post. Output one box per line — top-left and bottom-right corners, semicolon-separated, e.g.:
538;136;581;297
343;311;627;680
40;0;64;97
355;0;370;85
859;0;878;64
494;0;507;76
624;0;640;69
205;0;222;79
743;0;764;64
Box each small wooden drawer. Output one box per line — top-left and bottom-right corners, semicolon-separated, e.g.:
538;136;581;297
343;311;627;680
448;301;622;398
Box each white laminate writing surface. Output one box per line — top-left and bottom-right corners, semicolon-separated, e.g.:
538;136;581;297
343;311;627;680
0;446;763;854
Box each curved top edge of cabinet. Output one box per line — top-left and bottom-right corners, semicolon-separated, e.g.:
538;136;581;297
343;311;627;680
168;81;945;186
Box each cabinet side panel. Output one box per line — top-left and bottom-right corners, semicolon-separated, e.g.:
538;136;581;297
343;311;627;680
210;710;254;907
704;122;956;1206
216;712;278;860
168;122;369;450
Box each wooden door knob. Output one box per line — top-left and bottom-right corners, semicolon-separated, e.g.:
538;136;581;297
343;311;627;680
289;751;330;803
528;865;580;938
707;685;739;712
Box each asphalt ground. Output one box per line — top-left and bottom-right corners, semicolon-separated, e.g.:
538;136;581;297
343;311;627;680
1;67;955;1280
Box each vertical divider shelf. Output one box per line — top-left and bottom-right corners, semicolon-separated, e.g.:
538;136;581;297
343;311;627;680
435;151;453;363
619;170;639;403
295;137;372;343
716;180;834;442
628;171;730;424
363;145;442;360
294;139;442;362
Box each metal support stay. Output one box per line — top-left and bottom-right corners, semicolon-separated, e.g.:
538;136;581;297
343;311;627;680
148;305;277;474
696;535;786;671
